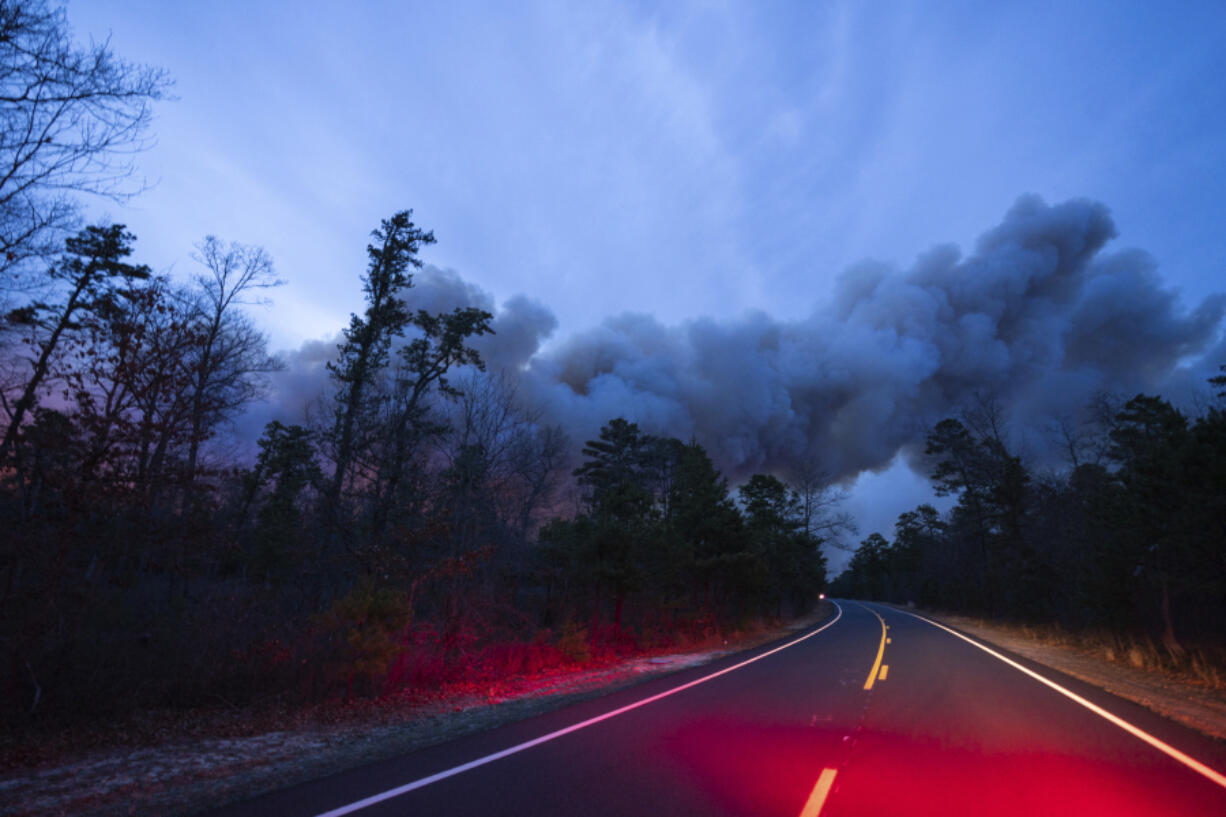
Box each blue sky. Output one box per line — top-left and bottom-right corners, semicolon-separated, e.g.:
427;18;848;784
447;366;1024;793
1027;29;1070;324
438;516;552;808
68;1;1226;563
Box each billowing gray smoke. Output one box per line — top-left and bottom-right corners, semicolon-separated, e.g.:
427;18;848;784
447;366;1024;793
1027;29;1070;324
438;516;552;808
256;195;1225;481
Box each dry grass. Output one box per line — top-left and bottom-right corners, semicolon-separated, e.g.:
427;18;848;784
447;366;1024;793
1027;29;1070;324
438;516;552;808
943;616;1226;690
914;609;1226;742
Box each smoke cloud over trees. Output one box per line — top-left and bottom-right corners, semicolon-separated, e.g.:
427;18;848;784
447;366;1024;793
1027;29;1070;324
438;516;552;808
262;194;1225;484
4;0;1226;735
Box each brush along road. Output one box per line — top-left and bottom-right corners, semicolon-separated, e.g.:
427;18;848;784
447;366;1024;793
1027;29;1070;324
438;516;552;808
207;602;1226;816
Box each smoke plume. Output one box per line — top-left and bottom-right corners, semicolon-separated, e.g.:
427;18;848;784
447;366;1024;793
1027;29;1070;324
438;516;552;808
257;195;1226;481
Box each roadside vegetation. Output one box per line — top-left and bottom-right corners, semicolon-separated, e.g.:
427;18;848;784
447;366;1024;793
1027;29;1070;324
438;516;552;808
4;0;1224;751
0;2;838;734
0;205;835;729
832;384;1226;681
942;616;1226;691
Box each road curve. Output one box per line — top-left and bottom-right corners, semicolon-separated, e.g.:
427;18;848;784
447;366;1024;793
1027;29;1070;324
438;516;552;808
207;601;1226;816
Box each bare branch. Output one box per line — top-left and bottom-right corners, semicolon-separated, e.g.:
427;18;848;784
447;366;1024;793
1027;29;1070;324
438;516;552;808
0;1;171;284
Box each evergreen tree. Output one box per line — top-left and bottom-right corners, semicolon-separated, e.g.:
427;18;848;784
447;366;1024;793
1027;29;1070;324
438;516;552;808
3;225;149;468
1108;394;1190;653
739;474;825;615
324;211;434;529
572;418;657;636
241;421;321;580
369;304;493;542
662;440;744;629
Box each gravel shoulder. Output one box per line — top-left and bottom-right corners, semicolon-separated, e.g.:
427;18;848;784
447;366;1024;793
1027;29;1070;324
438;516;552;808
913;609;1226;742
0;608;831;817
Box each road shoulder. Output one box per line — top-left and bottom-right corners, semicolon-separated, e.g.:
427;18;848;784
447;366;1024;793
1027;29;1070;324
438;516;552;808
907;608;1226;742
0;606;834;817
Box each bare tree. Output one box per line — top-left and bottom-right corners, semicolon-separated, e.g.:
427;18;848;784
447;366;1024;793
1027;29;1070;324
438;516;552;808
0;0;170;285
180;237;283;496
1042;390;1125;473
123;277;195;507
787;449;856;549
440;371;569;547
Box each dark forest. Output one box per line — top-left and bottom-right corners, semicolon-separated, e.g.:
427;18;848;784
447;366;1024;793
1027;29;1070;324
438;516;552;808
3;1;1225;734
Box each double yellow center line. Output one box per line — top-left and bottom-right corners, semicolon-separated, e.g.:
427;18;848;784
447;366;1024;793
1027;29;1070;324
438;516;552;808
799;603;893;817
860;604;889;690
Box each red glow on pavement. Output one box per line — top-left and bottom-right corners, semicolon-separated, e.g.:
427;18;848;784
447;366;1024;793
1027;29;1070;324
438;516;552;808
798;768;837;817
663;719;842;816
824;728;1224;817
314;612;847;817
659;719;1224;816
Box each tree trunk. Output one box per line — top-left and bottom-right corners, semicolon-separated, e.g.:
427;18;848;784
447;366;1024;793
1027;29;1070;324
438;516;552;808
0;277;90;464
1159;574;1185;660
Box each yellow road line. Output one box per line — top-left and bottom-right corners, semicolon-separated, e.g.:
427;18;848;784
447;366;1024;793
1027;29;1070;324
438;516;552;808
797;768;838;817
857;603;888;690
879;664;889;681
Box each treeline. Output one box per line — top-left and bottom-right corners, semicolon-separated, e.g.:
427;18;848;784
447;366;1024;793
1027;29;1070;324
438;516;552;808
0;210;837;725
539;420;830;643
831;386;1226;652
0;3;841;725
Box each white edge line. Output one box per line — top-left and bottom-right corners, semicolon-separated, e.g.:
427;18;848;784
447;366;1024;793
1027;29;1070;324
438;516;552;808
315;602;846;817
885;605;1226;791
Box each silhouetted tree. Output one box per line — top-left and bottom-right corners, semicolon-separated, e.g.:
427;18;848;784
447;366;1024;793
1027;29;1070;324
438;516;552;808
788;452;856;548
1210;364;1226;398
239;421;320;580
841;533;890;600
664;440;744;630
890;505;944;603
2;224;149;469
573;418;656;636
368;302;492;543
1108;394;1189;653
324;211;435;533
739;474;825;615
180;237;283;500
925;400;1036;614
0;0;170;283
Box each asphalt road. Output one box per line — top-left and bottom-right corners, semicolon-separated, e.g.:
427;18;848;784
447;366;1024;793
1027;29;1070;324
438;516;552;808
208;601;1226;816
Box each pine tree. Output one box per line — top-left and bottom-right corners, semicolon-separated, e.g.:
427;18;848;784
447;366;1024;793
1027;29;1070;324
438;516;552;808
2;225;149;466
324;211;434;523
